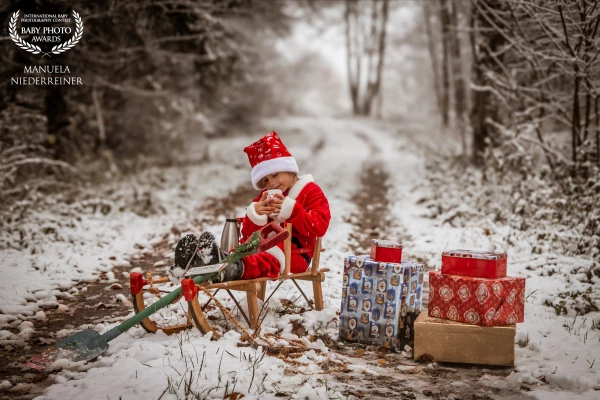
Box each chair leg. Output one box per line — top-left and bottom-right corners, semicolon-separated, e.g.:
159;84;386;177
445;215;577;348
258;281;267;301
246;288;259;329
312;280;324;311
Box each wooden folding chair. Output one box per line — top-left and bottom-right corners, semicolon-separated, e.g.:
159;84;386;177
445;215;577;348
257;223;327;310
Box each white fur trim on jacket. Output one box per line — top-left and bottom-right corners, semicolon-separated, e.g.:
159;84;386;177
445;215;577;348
265;246;286;274
246;202;268;226
251;156;299;190
275;174;314;222
287;174;314;199
276;197;296;222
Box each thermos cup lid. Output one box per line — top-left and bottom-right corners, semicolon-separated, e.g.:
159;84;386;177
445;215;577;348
226;218;237;222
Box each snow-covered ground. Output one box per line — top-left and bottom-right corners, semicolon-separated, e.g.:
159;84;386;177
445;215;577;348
1;117;598;399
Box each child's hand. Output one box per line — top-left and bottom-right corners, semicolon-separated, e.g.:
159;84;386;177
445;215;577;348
269;193;285;215
254;191;276;216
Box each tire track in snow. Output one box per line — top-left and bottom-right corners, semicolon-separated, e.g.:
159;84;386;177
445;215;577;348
345;130;409;255
350;123;432;308
271;118;391;312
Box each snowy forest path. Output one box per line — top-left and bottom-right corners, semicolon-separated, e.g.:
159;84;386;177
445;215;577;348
345;130;398;254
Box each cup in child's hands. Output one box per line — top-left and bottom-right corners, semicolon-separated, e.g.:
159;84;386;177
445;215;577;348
266;189;282;199
266;189;282;218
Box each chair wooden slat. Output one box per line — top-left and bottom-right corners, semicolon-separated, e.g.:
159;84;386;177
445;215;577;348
311;237;322;275
283;223;292;277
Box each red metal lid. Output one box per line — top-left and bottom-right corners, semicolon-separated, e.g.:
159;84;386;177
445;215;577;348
441;249;507;260
371;239;402;249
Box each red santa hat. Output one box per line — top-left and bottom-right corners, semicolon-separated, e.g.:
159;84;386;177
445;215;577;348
244;132;299;190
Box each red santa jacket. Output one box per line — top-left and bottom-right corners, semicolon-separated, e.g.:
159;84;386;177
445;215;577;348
241;174;331;269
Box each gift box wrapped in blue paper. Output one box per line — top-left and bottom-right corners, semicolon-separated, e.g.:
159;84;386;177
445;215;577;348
339;255;425;350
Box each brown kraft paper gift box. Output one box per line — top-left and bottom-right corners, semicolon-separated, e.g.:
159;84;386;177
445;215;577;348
414;313;516;366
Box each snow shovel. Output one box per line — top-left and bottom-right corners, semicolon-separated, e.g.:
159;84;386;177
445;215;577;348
28;222;288;371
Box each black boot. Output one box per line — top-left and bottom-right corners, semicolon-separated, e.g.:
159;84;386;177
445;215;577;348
195;232;244;283
196;232;224;265
169;233;199;284
170;232;243;284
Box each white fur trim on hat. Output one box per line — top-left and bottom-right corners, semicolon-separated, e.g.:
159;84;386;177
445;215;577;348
251;156;299;190
246;202;268;226
265;246;286;274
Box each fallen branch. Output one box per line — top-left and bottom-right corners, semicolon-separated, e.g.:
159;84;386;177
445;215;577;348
0;157;81;177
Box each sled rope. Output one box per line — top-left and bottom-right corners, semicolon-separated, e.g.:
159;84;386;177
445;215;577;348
200;287;255;343
199;286;347;372
146;271;161;298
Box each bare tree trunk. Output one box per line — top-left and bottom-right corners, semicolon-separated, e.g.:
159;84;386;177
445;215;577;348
439;0;451;127
559;4;582;163
354;9;362;116
580;0;599;164
423;1;444;124
584;84;591;144
596;95;600;167
370;0;389;116
45;84;71;160
572;54;581;164
346;0;388;117
447;0;468;154
92;88;106;150
470;0;505;166
345;1;360;115
362;0;379;115
375;90;383;119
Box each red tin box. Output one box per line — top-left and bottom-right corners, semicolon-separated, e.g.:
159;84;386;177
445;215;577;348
370;239;402;263
441;250;507;279
428;271;525;327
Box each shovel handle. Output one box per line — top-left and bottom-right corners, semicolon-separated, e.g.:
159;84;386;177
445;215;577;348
257;222;289;253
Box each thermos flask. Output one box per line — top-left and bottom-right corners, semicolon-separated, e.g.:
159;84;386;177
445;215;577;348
220;218;240;255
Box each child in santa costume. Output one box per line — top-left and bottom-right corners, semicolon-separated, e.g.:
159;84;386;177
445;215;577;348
168;132;330;284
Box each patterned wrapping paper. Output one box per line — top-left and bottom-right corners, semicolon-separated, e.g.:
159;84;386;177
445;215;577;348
428;271;525;327
339;255;425;350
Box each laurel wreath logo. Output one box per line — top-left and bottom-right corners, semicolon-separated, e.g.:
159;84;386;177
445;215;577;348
50;11;83;55
9;10;83;57
9;11;41;54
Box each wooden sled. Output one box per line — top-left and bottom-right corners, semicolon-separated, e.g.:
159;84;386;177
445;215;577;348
131;223;327;338
183;223;328;338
